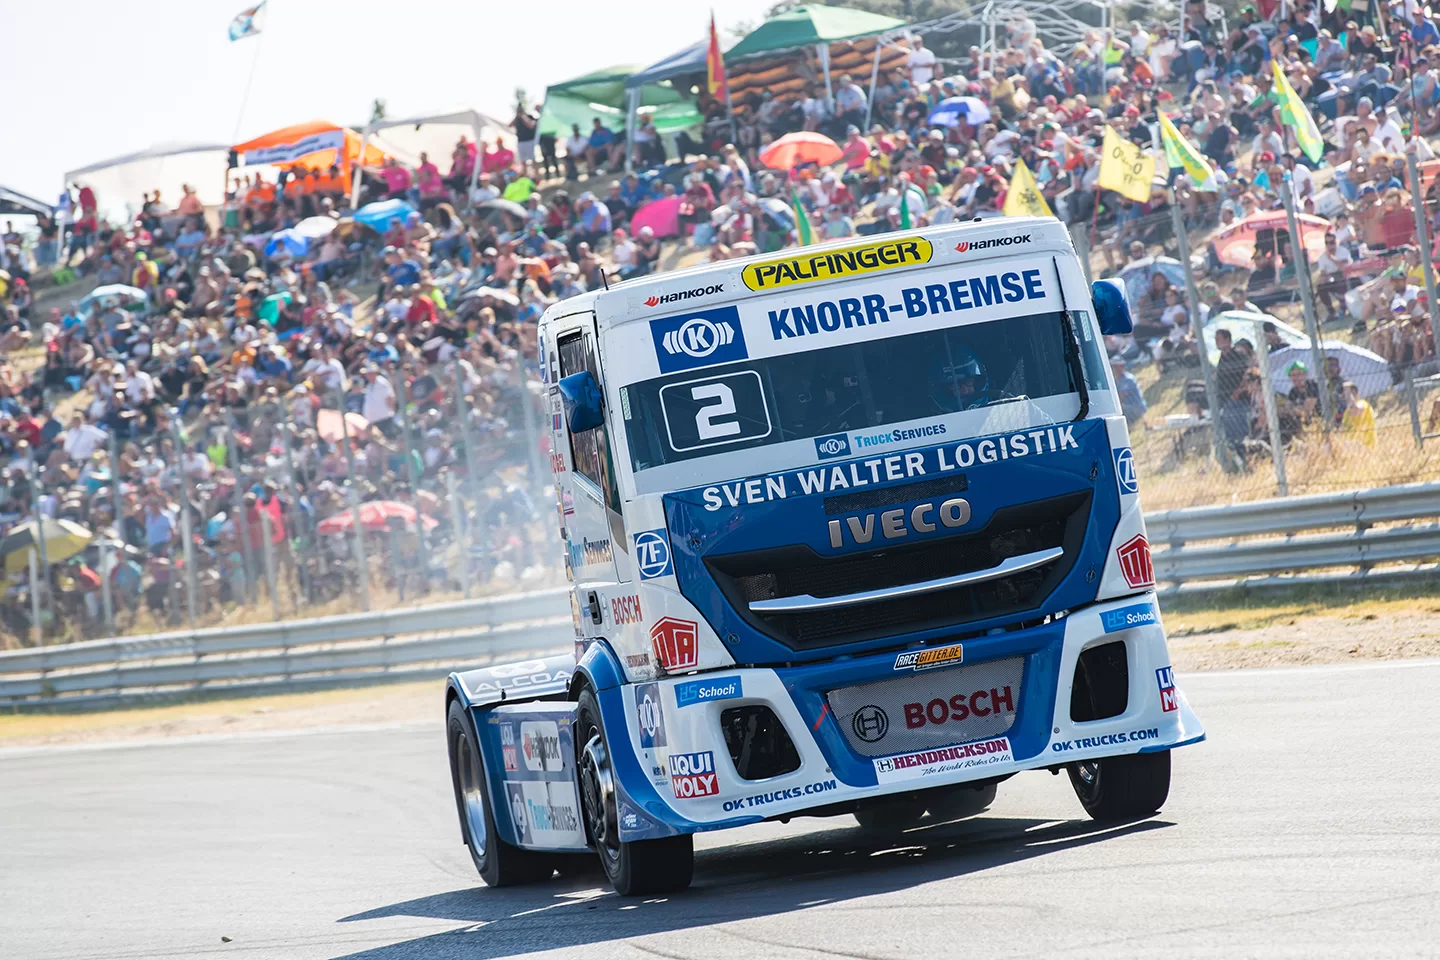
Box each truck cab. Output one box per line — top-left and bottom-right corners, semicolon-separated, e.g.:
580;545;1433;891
445;218;1205;895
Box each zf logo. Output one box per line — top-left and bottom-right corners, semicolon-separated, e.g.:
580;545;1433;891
852;704;890;743
1113;447;1138;494
632;529;674;580
649;306;749;373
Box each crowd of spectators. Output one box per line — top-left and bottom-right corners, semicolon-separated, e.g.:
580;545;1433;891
4;2;1440;638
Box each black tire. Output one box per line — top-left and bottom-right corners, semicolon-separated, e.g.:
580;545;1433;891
926;782;998;822
854;796;928;831
575;687;694;896
446;699;556;887
1068;749;1171;821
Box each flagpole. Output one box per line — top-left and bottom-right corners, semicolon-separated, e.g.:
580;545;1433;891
231;14;269;143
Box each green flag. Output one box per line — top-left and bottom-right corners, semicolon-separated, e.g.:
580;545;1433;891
1272;60;1325;163
1158;109;1216;192
899;190;912;229
790;185;813;246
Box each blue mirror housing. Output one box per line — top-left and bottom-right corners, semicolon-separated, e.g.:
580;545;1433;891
1091;278;1133;336
557;371;605;434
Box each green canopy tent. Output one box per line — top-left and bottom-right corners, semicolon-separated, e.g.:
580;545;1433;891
725;4;908;113
538;64;700;151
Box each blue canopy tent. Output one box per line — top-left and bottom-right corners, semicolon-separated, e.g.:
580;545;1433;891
621;42;713;172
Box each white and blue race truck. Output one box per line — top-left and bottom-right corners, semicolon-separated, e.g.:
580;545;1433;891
444;217;1205;895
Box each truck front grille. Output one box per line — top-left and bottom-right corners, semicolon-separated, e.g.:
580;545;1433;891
706;492;1089;650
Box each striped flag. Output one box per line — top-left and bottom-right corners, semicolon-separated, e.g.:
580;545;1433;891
790;185;813;245
1158;110;1216;190
706;12;728;101
228;2;266;41
1272;61;1325;163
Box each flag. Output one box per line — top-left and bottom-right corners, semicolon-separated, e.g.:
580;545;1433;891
1002;160;1053;218
790;185;813;245
228;2;266;41
706;12;728;101
1158;110;1215;190
1272;60;1325;163
1098;126;1156;202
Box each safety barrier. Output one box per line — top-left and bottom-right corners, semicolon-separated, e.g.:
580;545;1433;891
4;483;1439;708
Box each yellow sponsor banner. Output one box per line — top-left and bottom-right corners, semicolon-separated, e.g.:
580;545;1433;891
741;237;934;292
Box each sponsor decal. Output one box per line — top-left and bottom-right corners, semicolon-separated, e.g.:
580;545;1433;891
620;800;642;831
463;661;571;698
903;686;1016;729
650;617;698;672
625;652;651;669
1051;727;1161;752
674;675;743;708
550;451;566;473
668;750;720;798
698;424;1081;512
561;490;575;517
873;736;1014;783
814;433;852;460
742;237;933;291
766;268;1046;341
632;529;674;580
501;722;519;772
507;780;585;847
635;682;667;748
568;537;612;568
722;779;838;812
520;720;563;772
610;594;643;625
851;704;890;743
1156;665;1178;713
893;644;965;672
644;283;724;308
1114;446;1138;494
954;234;1031;254
1101;602;1158;633
649;305;748;374
829;496;971;549
1117;534;1154;588
552;411;563;432
854;422;948;450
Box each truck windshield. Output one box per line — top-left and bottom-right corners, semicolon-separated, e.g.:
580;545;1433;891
620;309;1108;473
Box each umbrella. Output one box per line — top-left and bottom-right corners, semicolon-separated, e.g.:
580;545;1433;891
758;197;795;229
630;195;682;239
1;519;93;574
1118;256;1188;304
476;198;527;219
294;216;338;239
77;284;147;317
928;96;991;127
759;131;842;170
1211;211;1330;268
1266;343;1392;399
459;285;521;306
353;198;415;230
334;218;378;243
316;409;372;444
264;229;310;259
316;501;439;535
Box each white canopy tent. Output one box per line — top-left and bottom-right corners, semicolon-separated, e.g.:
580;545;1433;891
350;108;513;207
64;142;229;224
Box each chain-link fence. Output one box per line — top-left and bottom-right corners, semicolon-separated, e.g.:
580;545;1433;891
3;359;559;647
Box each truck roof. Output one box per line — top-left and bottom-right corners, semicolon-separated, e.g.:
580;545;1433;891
540;216;1076;334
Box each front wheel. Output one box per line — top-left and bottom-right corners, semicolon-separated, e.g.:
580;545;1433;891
575;687;694;896
1068;750;1171;821
447;699;556;887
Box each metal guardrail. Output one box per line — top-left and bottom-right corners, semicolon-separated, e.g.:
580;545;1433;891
4;482;1439;708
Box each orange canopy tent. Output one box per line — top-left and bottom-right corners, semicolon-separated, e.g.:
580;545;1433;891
232;119;387;174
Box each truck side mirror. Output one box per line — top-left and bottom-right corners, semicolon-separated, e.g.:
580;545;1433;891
1091;279;1133;336
557;370;605;434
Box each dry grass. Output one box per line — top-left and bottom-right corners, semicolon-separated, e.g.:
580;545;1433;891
1161;580;1440;636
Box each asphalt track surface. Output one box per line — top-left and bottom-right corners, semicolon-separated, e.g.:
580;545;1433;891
4;660;1439;960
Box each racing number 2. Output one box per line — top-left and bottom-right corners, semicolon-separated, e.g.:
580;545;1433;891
659;370;773;453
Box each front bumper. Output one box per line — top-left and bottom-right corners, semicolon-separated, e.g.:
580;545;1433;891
603;593;1205;836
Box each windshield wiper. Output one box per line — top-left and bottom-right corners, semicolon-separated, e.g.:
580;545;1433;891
1052;256;1090;422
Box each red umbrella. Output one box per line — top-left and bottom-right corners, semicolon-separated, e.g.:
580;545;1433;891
1211;210;1330;268
759;131;842;170
316;500;439;535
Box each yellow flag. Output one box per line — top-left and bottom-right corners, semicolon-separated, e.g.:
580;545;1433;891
1098;126;1156;202
1002;159;1053;218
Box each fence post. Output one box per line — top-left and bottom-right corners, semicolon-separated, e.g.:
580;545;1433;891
1170;192;1234;473
446;469;470;599
99;539;115;634
334;388;372;611
28;548;41;646
225;411;256;603
28;472;51;617
1405;143;1440;362
170;415;199;627
275;413;311;607
517;364;546;506
392;368;431;592
108;428;125;547
1281;175;1334;431
260;510;280;621
1254;332;1289;496
1407;367;1424;448
452;359;481;491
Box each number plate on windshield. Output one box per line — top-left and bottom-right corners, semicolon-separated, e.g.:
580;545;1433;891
660;370;773;453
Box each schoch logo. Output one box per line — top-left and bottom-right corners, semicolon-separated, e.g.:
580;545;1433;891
645;284;724;308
